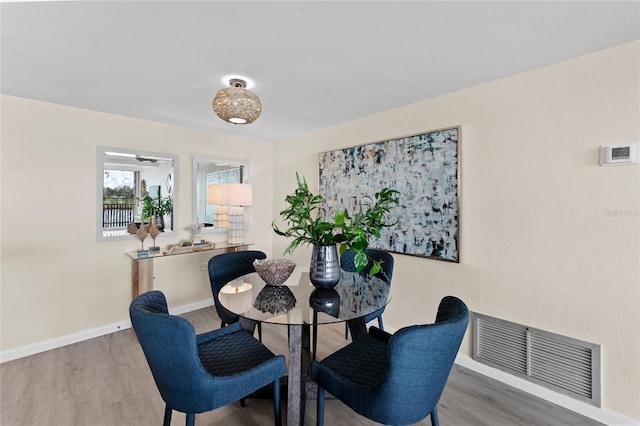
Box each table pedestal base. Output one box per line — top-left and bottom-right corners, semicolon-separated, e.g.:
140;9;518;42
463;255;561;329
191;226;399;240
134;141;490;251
240;316;366;426
287;324;311;426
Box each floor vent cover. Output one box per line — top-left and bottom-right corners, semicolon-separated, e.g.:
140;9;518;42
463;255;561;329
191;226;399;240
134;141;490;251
473;313;601;406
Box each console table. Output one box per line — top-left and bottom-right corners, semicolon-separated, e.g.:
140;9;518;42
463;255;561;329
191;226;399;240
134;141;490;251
125;242;251;298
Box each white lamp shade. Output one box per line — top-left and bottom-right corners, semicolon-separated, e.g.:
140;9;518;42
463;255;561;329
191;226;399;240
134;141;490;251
207;185;224;205
227;183;253;206
207;183;253;206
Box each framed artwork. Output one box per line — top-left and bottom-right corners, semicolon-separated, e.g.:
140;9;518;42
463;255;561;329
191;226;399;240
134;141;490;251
319;126;460;262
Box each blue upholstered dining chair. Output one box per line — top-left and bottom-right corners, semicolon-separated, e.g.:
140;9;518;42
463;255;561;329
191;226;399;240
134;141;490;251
129;290;285;426
311;296;469;426
208;250;266;340
340;249;394;338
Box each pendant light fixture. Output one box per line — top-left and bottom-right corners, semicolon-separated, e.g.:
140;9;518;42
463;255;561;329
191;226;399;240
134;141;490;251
212;78;262;124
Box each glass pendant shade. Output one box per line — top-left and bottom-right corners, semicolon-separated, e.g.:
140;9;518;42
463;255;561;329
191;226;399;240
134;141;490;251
212;79;262;124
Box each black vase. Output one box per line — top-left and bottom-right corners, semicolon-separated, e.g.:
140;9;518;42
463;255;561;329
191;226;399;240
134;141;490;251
155;215;165;231
309;244;340;289
309;288;340;318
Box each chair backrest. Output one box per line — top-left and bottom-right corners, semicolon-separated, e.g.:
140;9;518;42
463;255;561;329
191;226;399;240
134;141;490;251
129;291;216;413
371;296;469;425
207;250;266;324
340;248;394;284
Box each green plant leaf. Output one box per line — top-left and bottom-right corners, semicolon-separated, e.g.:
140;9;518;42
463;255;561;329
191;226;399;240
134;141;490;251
369;261;382;275
334;209;347;226
353;251;369;272
351;234;368;251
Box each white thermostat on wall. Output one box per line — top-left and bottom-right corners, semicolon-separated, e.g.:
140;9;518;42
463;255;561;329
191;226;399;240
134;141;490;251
599;143;640;166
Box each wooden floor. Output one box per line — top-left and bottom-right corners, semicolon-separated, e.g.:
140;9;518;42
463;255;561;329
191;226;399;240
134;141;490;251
1;306;603;426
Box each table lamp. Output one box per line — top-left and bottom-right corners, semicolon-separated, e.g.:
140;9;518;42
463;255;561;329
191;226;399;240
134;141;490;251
207;183;252;244
206;185;229;228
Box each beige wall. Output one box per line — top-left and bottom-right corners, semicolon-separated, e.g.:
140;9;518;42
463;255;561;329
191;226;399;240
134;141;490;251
273;42;640;419
0;96;274;349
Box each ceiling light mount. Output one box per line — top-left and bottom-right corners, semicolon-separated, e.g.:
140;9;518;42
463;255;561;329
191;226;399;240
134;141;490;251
228;78;247;89
212;77;262;125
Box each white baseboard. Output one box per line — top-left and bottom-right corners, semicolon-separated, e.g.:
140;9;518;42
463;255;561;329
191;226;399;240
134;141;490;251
169;298;214;316
0;298;214;364
455;354;639;426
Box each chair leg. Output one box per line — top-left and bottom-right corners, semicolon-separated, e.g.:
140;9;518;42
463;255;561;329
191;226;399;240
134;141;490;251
240;398;246;407
344;322;349;339
258;322;263;342
186;412;195;426
316;386;325;426
163;405;172;426
312;311;318;360
430;407;439;426
273;378;281;426
378;316;384;331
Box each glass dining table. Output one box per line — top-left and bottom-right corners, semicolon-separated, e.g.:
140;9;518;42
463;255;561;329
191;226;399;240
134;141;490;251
218;269;391;426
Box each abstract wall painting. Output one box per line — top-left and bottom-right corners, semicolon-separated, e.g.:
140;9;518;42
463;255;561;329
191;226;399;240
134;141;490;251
319;127;459;262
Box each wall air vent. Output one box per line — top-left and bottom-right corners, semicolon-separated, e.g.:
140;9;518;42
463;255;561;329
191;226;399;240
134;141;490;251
473;313;601;406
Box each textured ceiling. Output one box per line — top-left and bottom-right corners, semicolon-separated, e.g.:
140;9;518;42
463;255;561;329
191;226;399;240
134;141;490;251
2;1;638;142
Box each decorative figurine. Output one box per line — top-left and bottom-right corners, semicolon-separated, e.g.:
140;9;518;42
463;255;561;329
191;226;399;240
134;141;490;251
187;223;205;243
127;219;138;235
136;223;149;256
148;216;160;253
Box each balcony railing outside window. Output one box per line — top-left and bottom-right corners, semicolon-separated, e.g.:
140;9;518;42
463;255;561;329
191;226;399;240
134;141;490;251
103;201;135;228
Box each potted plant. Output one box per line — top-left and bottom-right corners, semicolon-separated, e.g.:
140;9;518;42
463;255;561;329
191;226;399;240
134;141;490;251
142;187;173;231
272;173;399;287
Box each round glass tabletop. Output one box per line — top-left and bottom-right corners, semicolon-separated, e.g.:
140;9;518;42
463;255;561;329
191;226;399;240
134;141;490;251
218;269;391;326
